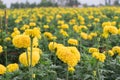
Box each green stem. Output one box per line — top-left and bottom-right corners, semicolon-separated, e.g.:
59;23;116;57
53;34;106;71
66;67;69;80
96;61;100;80
30;37;33;80
5;46;8;66
4;46;8;80
72;73;74;80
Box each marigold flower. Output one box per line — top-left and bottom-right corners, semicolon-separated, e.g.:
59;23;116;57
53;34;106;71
60;24;69;29
0;64;6;74
12;35;30;48
108;50;114;56
98;54;106;62
60;29;69;37
7;63;19;72
33;37;39;47
0;45;3;53
24;27;41;39
48;42;58;52
68;67;75;73
92;52;106;62
68;38;78;46
112;46;120;56
43;25;49;29
89;48;99;53
80;32;88;40
29;22;36;27
19;51;40;67
56;46;80;67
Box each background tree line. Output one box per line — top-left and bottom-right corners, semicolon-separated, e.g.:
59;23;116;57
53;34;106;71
0;0;6;9
0;0;120;9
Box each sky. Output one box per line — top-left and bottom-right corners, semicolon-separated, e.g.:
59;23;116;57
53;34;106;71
2;0;105;8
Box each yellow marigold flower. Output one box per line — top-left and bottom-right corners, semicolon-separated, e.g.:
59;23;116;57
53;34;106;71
88;15;94;19
103;26;110;33
32;28;41;39
27;47;42;55
43;25;49;29
12;35;30;48
25;28;41;39
68;38;78;46
0;64;6;74
102;22;111;27
56;43;64;49
102;32;109;38
111;21;116;26
58;20;64;25
60;29;69;37
108;50;114;56
20;24;30;30
92;52;100;59
89;48;99;53
80;26;88;30
80;32;88;40
7;63;19;72
48;42;58;52
108;26;118;34
80;21;85;25
56;14;62;19
73;25;79;33
90;32;97;37
118;28;120;34
92;52;106;62
98;54;106;62
5;37;11;42
94;18;100;23
68;47;80;62
15;19;20;24
14;28;19;31
78;16;84;21
68;67;75;73
0;45;3;53
44;32;54;40
60;24;69;29
29;22;36;27
88;35;92;40
69;19;76;25
56;46;80;67
11;30;20;38
19;51;40;67
112;46;120;56
114;16;118;20
33;37;38;47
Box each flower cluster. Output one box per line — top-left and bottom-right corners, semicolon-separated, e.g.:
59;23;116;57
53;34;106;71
80;32;97;40
89;48;106;62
